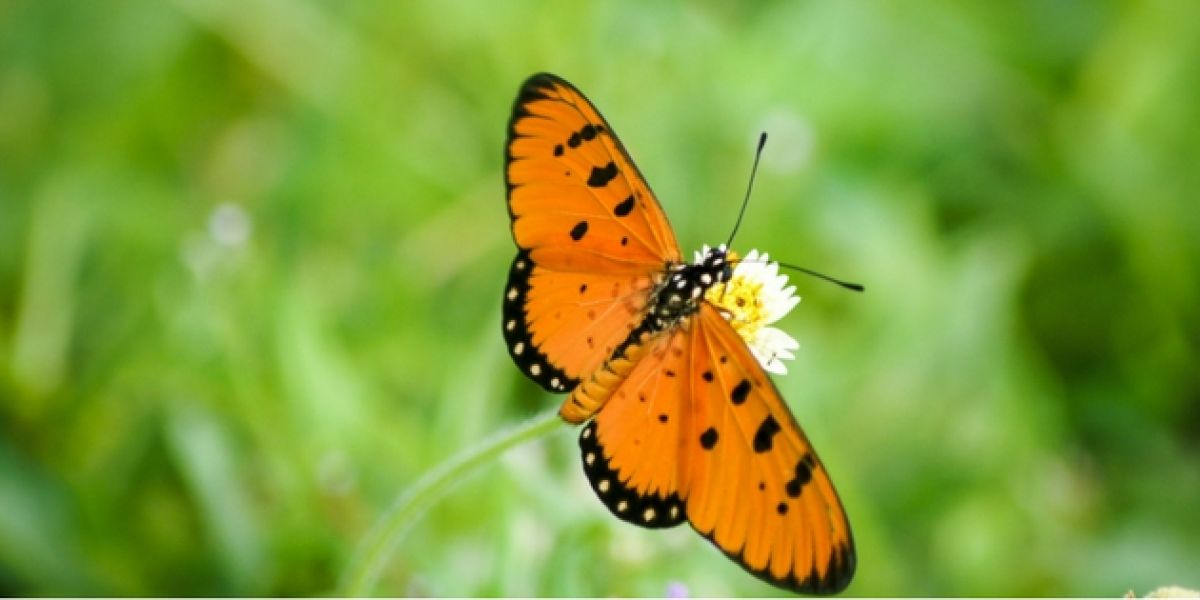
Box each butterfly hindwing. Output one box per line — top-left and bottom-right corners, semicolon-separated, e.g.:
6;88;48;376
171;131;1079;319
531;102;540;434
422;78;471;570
502;250;576;391
503;249;659;392
580;418;686;529
504;73;682;391
581;326;691;524
582;305;855;595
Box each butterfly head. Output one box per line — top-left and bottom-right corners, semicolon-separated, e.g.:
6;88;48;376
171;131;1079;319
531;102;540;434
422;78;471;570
697;244;735;284
648;245;734;330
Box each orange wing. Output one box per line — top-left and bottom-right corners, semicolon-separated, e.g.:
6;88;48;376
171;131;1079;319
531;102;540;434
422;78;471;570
579;326;690;528
583;305;855;594
503;74;682;393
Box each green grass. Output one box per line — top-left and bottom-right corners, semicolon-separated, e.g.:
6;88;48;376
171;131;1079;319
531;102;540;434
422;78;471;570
2;0;1199;595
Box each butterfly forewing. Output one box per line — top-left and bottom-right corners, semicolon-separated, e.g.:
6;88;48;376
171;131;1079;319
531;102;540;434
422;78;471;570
507;73;681;268
688;305;854;594
504;73;682;391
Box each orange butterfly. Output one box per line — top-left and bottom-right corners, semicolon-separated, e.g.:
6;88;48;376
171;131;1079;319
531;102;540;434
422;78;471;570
502;73;855;594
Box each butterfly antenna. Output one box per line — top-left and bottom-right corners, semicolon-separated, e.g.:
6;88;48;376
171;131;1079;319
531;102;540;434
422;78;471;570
724;133;864;293
775;261;865;292
725;132;767;250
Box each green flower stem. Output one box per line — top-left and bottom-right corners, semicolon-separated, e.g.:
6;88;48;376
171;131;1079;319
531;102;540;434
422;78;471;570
338;408;563;597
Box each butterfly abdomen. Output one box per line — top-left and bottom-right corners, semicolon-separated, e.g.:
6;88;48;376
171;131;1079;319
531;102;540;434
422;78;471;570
558;248;732;423
559;326;654;423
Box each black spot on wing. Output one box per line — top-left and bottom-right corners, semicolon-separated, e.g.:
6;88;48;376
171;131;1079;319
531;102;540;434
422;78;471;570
587;161;619;187
752;415;780;453
785;453;815;498
570;220;588;241
579;421;685;530
502;250;578;393
785;478;803;498
731;379;751;405
614;195;635;216
567;132;582;148
699;427;719;450
554;144;564;156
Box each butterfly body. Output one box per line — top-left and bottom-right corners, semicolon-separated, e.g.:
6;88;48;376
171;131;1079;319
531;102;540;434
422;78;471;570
647;248;734;328
502;73;855;595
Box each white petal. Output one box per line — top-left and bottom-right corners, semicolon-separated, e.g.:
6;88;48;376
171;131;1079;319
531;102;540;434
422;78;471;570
736;250;762;275
762;292;800;324
749;345;787;374
747;327;800;374
758;326;799;352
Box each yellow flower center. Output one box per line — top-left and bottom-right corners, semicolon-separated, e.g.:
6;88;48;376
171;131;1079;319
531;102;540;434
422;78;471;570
705;266;769;345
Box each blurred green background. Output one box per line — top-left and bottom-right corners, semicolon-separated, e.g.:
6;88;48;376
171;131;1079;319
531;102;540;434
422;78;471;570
2;0;1198;596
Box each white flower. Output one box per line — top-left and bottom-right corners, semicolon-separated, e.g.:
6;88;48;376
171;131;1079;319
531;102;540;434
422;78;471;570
700;247;801;374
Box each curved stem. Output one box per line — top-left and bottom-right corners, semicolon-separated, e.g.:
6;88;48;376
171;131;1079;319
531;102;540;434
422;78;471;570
337;408;563;597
